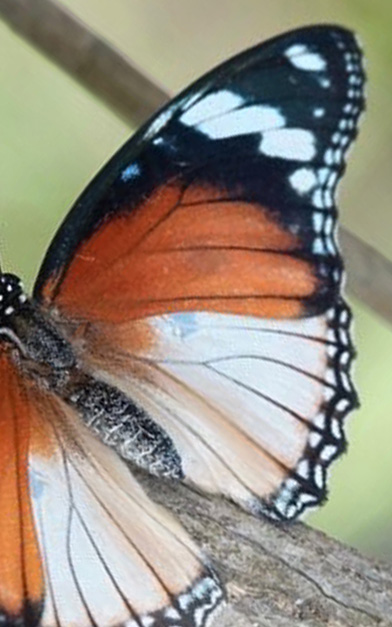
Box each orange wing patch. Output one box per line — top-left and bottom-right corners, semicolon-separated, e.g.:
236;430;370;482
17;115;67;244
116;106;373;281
0;354;44;623
46;183;317;322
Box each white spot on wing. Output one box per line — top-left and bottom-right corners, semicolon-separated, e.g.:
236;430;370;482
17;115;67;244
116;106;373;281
145;105;176;139
180;90;243;126
312;213;324;234
121;163;141;182
285;44;307;56
289;167;317;194
321;445;338;462
309;431;323;448
285;44;327;72
197;105;285;139
164;607;181;620
331;418;342;440
314;464;324;489
296;459;310;479
298;493;318;507
314;107;325;118
260;129;316;161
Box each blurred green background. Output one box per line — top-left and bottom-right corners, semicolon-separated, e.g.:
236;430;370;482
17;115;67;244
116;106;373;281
0;0;391;559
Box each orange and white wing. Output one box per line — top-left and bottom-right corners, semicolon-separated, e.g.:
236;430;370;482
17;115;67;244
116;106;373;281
0;353;223;627
0;354;44;626
82;302;357;522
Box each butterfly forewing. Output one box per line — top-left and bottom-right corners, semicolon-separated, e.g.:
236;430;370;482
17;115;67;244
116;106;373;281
32;25;363;521
35;24;364;326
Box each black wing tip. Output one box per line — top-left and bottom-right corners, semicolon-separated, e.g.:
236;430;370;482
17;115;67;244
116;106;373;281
174;570;226;627
251;23;364;55
123;570;225;627
277;23;362;45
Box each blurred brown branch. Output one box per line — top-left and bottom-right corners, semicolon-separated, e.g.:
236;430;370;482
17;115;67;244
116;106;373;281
341;229;392;326
0;0;167;125
0;0;391;325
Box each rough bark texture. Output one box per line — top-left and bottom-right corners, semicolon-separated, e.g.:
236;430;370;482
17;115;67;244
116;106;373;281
141;472;392;627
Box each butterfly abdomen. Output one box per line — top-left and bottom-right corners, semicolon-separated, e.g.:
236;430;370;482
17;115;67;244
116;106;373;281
65;374;184;479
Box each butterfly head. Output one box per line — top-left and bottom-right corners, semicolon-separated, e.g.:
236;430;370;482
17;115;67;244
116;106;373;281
0;273;27;322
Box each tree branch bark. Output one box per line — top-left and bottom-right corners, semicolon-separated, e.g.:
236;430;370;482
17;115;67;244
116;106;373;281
1;1;392;623
143;474;392;626
1;0;392;326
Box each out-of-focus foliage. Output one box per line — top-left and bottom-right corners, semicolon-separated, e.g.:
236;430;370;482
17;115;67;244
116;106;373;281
1;0;391;558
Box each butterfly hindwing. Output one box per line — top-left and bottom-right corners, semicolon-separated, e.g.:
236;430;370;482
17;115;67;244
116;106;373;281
0;351;223;627
0;353;44;626
79;299;357;521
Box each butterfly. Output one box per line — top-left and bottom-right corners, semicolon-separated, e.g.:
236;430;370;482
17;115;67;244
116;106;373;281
0;23;364;627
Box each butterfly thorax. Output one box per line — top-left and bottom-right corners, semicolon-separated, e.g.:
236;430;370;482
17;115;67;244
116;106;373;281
0;273;76;374
0;273;27;317
0;272;182;479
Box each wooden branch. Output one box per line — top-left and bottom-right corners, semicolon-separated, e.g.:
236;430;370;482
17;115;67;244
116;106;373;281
142;473;392;626
1;0;392;326
340;229;392;325
0;0;167;126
